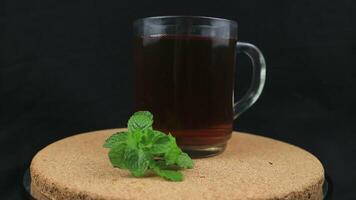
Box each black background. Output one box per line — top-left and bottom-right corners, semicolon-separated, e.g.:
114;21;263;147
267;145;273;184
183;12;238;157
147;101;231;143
1;0;355;199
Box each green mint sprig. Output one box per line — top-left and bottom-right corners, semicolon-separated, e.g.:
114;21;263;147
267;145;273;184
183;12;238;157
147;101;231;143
103;111;194;181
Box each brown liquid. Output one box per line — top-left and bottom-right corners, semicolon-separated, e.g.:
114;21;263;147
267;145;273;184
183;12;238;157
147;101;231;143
134;35;236;147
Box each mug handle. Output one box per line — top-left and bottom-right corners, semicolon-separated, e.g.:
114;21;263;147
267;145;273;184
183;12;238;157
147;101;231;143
234;42;266;119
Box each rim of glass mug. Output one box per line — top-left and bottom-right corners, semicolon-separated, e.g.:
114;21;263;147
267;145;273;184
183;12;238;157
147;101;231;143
133;16;238;39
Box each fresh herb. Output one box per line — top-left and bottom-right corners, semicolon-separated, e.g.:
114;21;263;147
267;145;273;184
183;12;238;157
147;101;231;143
103;111;194;181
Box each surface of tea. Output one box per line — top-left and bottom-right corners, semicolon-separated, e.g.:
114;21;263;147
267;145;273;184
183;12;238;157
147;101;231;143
134;35;236;147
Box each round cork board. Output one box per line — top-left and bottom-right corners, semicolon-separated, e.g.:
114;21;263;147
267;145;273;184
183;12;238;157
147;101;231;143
30;129;324;200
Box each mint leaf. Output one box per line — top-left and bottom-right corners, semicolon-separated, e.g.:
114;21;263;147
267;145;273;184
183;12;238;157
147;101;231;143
108;143;128;169
152;167;183;182
140;130;166;150
128;111;153;132
165;147;181;165
150;136;171;154
164;134;182;165
126;131;142;149
134;111;153;119
124;148;150;177
105;111;194;181
177;152;194;169
103;132;128;148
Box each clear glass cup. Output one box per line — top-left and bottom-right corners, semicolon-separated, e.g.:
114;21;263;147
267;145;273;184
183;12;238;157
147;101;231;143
133;16;266;157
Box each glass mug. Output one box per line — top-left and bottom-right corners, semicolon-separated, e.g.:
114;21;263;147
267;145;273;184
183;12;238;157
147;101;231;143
133;16;266;157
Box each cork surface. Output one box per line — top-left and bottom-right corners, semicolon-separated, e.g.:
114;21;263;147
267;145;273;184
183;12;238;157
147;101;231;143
30;129;324;200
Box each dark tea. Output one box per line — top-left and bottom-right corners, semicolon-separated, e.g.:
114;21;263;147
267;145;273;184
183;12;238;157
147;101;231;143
134;35;237;149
